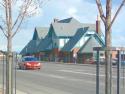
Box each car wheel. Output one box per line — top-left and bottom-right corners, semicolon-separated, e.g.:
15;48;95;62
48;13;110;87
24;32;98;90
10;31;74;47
21;65;26;70
38;68;41;70
23;65;26;70
19;66;21;69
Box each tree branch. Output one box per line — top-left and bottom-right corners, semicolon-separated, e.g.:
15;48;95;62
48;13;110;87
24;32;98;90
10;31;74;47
96;0;106;24
0;1;5;8
11;0;27;30
0;26;8;37
4;0;9;32
12;0;32;37
11;13;21;30
111;0;125;27
11;15;25;38
12;0;50;37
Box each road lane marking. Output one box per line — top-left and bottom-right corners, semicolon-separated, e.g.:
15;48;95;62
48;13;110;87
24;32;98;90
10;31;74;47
18;69;125;80
58;70;125;79
48;74;65;79
59;69;102;76
17;70;125;88
18;70;84;82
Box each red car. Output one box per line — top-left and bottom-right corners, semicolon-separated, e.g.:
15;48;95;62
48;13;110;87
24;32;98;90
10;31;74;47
18;56;41;70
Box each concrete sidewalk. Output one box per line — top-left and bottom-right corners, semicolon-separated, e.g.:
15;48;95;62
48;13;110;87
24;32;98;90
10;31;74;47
0;85;27;94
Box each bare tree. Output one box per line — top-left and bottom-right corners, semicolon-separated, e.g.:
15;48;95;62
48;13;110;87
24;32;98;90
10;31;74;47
96;0;125;94
0;0;50;94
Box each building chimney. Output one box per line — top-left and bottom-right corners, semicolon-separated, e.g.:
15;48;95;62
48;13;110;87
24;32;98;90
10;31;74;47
54;18;59;23
96;15;101;36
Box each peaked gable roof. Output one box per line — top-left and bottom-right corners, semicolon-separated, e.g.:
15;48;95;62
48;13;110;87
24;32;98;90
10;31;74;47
20;17;101;55
51;18;96;37
21;27;49;55
58;17;80;23
82;24;96;31
37;37;52;52
78;35;104;53
32;27;49;40
52;23;81;37
20;40;40;55
61;27;89;52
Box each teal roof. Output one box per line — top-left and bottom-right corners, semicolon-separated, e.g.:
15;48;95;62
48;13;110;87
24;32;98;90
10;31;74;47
78;35;104;53
20;40;40;55
58;18;96;31
21;27;49;55
61;27;89;51
37;37;52;52
93;33;105;47
52;23;81;37
58;17;79;23
51;17;96;37
20;17;104;55
82;24;96;31
32;27;49;40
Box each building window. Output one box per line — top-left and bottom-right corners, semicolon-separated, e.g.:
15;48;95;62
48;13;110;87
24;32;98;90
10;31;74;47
87;30;95;34
59;39;64;47
59;38;69;48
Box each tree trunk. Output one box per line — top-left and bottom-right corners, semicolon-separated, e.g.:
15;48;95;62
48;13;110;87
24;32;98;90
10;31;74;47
6;0;13;94
96;0;125;94
6;35;13;94
105;0;112;94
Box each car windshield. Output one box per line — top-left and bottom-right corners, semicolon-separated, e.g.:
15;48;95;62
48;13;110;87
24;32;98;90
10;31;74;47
23;57;38;61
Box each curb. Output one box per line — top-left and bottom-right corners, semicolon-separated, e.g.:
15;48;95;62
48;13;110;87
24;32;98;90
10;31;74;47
55;62;96;66
0;85;27;94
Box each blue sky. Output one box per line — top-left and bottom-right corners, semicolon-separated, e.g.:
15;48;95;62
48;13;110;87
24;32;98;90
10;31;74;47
0;0;125;52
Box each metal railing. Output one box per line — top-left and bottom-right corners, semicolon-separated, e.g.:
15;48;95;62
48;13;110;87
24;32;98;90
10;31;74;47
0;51;18;94
93;47;125;94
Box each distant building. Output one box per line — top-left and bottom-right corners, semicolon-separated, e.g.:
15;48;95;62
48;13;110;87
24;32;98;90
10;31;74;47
20;17;105;63
0;52;6;61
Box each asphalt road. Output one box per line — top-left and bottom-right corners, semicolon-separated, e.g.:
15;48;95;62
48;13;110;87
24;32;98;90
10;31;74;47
0;62;125;94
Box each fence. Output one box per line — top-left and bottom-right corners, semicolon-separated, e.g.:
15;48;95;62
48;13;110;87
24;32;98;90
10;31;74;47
0;51;18;94
94;47;125;94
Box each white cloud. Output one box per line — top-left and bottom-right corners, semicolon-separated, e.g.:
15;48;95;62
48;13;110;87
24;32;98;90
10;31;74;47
67;7;77;16
67;7;79;19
